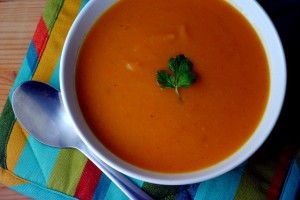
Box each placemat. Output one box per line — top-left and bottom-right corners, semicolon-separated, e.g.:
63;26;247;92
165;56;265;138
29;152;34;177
0;0;299;199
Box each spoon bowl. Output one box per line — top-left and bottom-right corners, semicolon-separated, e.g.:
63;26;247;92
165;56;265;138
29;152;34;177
12;80;153;200
12;81;78;148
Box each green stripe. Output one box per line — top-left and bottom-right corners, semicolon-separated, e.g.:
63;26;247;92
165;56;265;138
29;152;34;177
0;100;16;169
42;0;64;31
234;158;276;199
46;149;87;196
142;183;180;200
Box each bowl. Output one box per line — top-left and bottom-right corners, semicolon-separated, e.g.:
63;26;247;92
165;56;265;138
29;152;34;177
60;0;286;185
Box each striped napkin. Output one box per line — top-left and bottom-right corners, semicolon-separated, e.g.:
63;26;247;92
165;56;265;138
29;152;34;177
0;0;299;199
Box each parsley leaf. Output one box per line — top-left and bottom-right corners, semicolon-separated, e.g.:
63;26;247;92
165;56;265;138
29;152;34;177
156;70;176;89
156;54;197;98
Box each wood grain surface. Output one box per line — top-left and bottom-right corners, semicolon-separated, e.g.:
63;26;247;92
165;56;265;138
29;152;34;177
0;0;46;199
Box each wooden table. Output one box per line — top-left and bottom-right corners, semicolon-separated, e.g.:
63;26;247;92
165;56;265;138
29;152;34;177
0;0;46;199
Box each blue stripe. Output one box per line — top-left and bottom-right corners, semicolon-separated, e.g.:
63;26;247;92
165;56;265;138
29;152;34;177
175;185;190;200
92;175;142;199
13;135;60;186
26;41;38;73
92;174;112;200
9;57;33;100
280;158;300;200
187;183;201;199
194;162;246;200
103;179;129;200
11;183;76;200
27;135;60;181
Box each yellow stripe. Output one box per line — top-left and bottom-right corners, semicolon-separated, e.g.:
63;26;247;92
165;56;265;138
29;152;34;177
0;168;28;186
6;121;28;172
33;0;82;82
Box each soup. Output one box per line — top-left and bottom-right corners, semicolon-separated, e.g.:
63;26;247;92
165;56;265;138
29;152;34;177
76;0;269;173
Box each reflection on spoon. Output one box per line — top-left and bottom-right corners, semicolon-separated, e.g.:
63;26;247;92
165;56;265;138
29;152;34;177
12;80;153;200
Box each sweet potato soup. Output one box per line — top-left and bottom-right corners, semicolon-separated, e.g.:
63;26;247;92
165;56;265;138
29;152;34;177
76;0;270;173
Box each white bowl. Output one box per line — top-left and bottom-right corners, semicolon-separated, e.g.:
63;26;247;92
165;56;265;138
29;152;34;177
60;0;286;185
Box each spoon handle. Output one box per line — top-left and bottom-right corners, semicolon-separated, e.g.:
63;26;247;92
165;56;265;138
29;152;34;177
77;142;154;200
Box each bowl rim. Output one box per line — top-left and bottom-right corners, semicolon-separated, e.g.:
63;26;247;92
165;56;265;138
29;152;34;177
60;0;286;185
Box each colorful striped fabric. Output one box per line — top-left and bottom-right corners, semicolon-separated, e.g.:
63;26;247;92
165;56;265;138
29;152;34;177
0;0;299;199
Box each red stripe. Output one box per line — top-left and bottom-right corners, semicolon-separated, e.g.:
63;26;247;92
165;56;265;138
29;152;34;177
266;144;297;200
32;17;49;60
74;159;102;200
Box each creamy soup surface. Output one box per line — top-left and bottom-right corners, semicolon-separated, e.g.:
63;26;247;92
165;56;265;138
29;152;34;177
76;0;270;173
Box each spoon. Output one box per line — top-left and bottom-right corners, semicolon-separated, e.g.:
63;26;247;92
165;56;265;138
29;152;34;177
12;80;153;200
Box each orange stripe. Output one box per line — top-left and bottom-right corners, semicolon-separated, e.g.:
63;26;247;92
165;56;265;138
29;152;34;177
6;121;28;172
32;0;82;82
0;168;28;186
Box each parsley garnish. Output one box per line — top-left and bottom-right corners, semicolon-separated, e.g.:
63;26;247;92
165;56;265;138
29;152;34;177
156;54;197;98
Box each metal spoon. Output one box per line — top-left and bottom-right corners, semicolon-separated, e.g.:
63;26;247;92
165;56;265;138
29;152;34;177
12;80;153;200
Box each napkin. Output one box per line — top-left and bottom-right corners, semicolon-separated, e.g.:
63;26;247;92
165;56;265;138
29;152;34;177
0;0;299;199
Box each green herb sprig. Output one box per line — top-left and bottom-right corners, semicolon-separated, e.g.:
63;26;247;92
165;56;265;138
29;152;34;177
156;54;197;98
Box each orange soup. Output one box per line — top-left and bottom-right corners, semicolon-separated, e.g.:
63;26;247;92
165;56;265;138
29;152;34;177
76;0;269;173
